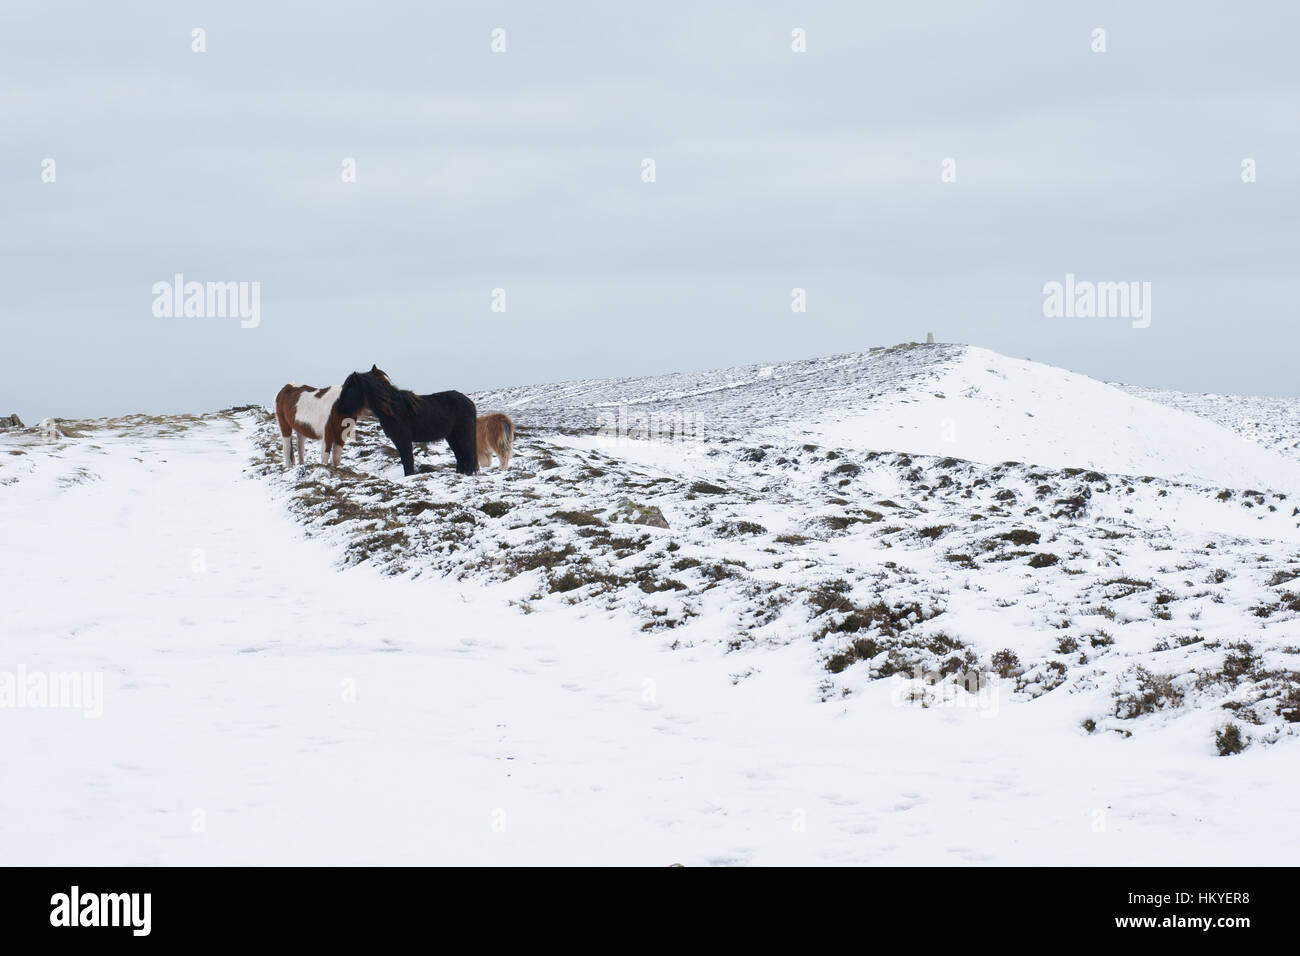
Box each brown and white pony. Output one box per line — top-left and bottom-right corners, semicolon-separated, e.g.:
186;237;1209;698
476;413;514;471
274;383;356;467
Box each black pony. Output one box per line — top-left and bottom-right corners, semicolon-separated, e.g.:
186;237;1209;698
336;366;479;476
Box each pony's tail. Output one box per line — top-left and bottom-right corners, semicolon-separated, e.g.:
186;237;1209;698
274;386;293;436
501;415;514;462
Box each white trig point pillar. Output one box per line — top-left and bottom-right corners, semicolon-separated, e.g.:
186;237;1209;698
926;331;935;344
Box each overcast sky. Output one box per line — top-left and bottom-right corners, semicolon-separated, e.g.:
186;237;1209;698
2;1;1297;420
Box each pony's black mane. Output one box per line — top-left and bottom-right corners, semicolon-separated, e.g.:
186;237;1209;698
338;369;413;420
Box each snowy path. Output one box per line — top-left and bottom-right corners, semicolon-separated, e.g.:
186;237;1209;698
1;418;1296;865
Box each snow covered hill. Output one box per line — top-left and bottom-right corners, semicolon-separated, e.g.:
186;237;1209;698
1117;381;1300;464
477;343;1300;489
2;342;1298;865
811;348;1300;489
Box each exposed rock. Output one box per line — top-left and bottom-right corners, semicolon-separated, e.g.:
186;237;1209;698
0;413;22;430
613;498;669;529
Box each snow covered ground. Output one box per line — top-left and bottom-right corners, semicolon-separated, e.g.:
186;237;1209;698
2;343;1298;865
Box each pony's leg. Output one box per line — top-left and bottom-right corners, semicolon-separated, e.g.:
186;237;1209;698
296;433;305;464
398;440;416;477
448;439;470;475
449;416;479;475
320;441;329;465
282;434;293;466
331;443;341;467
499;449;509;472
